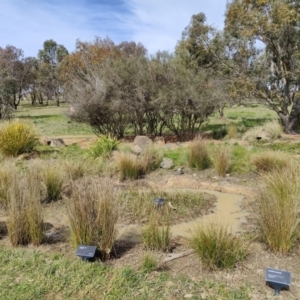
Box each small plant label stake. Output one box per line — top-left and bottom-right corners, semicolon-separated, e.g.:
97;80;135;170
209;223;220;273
76;245;96;261
265;267;291;296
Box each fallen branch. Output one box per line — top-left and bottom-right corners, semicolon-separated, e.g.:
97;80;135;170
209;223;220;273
162;249;195;263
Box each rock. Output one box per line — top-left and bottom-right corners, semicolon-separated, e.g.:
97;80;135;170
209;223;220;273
184;294;193;299
160;158;174;169
133;135;153;149
174;167;184;175
47;138;65;147
131;144;143;155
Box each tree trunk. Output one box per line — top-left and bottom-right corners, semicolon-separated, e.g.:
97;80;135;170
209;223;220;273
279;103;300;134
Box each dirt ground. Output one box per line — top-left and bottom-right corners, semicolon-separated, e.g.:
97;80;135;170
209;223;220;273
1;139;300;299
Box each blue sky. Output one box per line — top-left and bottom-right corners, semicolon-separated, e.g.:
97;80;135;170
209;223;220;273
0;0;227;57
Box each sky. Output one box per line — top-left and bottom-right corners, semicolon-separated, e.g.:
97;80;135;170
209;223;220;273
0;0;228;58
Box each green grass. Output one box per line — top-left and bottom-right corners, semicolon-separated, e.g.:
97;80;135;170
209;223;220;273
190;223;248;270
0;247;254;300
162;147;188;166
14;102;94;136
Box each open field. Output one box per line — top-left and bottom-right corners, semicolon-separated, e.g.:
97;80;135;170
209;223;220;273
1;102;300;299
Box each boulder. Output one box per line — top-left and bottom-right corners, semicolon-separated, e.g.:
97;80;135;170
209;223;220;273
160;158;174;169
133;135;153;149
47;138;66;147
131;144;143;155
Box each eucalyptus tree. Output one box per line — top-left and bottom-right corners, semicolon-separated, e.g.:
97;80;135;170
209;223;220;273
37;39;68;106
225;0;300;133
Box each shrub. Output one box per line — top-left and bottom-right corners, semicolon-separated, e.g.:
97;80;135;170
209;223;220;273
41;163;65;202
226;124;238;139
7;174;44;246
88;135;120;158
213;146;231;176
141;214;171;252
0;120;40;157
67;179;118;260
252;151;290;173
188;141;211;170
190;223;248;270
258;165;300;253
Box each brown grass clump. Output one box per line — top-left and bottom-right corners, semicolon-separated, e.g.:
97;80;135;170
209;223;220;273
187;141;211;170
258;164;300;254
41;162;65;202
141;213;171;252
7;172;44;246
226;124;238;139
213;146;231;176
67;179;118;260
115;153;143;180
252;151;290;173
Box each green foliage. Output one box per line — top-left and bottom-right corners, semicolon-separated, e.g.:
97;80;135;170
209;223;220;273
88;135;120;158
162;147;188;166
67;179;118;260
188;140;211;170
140;253;158;273
258;165;300;254
230;144;253;174
190;223;248;270
0;120;40;156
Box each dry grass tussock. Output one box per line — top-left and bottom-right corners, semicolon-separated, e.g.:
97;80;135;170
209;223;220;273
0;120;40;157
188;140;211;170
243;119;282;142
190;223;248;270
252;150;291;173
7;170;44;246
67;179;118;260
212;145;231;177
258;163;300;254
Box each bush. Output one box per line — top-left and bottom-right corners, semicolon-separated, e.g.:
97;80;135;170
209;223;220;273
190;223;248;270
258;165;300;254
188;141;211;170
67;179;118;260
252;151;290;173
141;214;171;252
7;173;44;246
88;135;120;158
213;146;231;176
0;120;40;157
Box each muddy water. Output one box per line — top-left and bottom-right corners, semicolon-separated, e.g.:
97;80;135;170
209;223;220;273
116;188;248;243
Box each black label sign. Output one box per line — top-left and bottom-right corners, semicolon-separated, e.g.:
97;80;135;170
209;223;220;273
76;245;97;258
265;268;291;285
